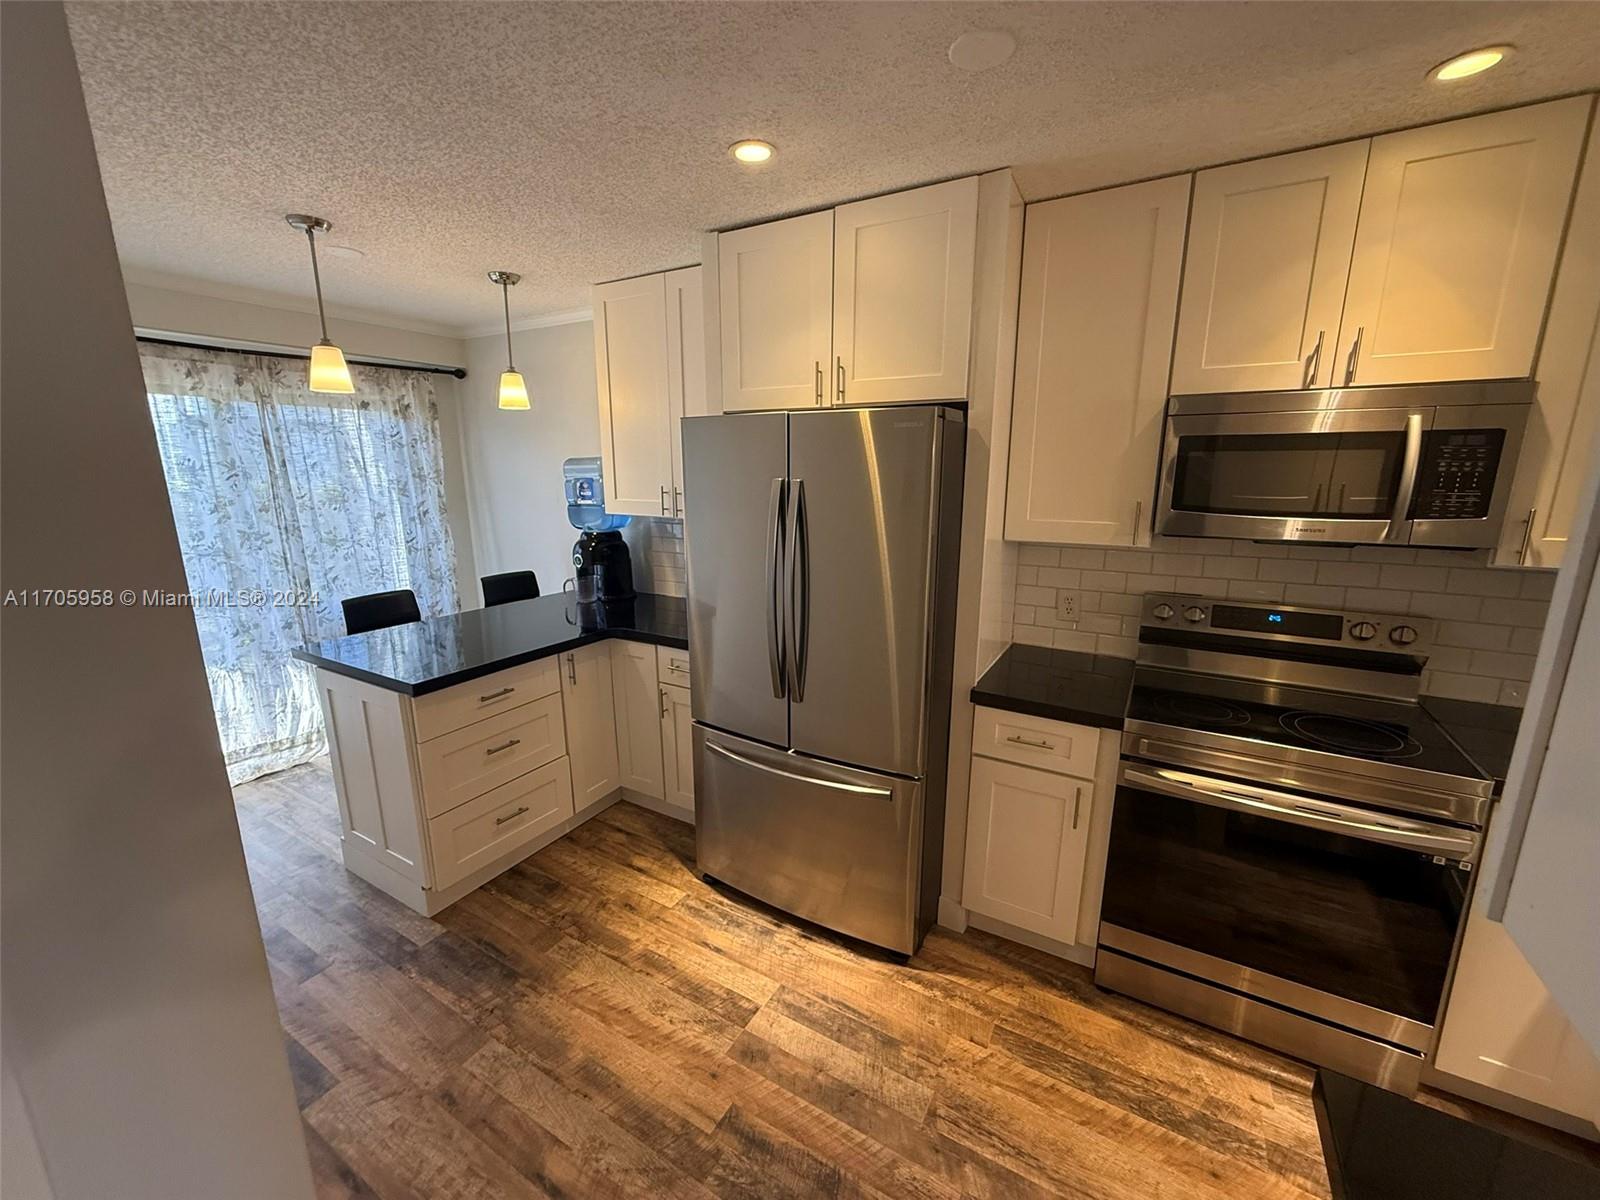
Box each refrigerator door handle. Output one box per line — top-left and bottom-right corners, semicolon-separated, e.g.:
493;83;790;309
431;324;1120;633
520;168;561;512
765;478;787;699
786;478;809;702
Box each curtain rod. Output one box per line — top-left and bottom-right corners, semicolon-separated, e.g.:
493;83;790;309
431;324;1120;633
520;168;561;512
135;334;468;380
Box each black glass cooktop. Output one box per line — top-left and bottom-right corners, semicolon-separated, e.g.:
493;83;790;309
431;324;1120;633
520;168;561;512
1127;668;1486;784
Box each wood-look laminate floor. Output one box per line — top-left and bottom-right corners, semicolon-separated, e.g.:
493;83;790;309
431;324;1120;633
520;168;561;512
234;762;1588;1200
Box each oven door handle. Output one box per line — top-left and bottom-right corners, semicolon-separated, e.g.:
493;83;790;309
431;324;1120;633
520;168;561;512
1119;764;1479;860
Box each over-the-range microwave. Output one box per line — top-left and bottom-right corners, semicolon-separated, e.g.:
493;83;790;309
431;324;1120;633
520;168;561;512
1154;381;1533;548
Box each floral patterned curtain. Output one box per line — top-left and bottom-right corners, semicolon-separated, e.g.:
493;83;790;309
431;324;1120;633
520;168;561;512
140;342;459;782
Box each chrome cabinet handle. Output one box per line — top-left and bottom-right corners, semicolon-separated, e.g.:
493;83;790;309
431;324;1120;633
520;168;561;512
1006;735;1055;750
666;662;689;675
1383;413;1424;543
1072;786;1083;831
485;737;522;756
1518;506;1537;565
1133;499;1143;543
658;687;668;718
672;486;683;519
814;360;823;405
495;806;530;826
566;653;577;685
660;484;670;516
836;357;846;405
479;686;515;703
1303;329;1325;389
704;739;892;798
1342;325;1364;386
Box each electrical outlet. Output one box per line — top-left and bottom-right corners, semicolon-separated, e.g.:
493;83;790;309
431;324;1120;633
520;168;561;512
1056;591;1079;622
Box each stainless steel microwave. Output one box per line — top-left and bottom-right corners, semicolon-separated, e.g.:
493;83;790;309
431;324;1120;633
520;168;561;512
1155;381;1533;548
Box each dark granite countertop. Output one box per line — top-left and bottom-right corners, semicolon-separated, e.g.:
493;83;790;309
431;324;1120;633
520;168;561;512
1420;696;1523;791
1314;1070;1599;1199
293;592;687;695
970;644;1134;730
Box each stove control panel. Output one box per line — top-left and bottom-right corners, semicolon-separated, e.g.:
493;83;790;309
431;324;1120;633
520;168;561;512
1140;592;1435;657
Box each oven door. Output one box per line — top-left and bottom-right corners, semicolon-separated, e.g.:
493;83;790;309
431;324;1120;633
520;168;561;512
1157;407;1430;544
1100;762;1477;1049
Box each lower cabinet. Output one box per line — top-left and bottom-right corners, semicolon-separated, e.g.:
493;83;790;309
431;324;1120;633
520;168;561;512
561;642;620;811
963;754;1093;943
428;757;574;891
612;640;665;799
659;682;695;814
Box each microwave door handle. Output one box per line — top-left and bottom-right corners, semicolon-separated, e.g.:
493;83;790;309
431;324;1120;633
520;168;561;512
765;478;787;699
1383;413;1424;542
1119;764;1479;860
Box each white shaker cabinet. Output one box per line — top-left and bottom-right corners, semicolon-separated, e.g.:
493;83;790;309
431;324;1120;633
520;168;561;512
718;211;834;411
1172;140;1368;394
561;642;621;813
833;177;978;405
594;272;673;516
1005;174;1189;545
611;639;665;800
1340;96;1591;387
658;682;695;817
663;266;705;517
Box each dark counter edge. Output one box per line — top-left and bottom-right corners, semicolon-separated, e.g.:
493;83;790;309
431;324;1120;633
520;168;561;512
970;644;1134;731
292;624;687;697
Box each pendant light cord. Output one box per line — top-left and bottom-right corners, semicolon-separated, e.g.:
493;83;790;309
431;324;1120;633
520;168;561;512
501;280;516;372
305;226;331;343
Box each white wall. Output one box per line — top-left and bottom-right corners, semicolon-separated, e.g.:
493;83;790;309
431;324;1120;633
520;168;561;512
458;319;602;599
0;5;314;1197
124;278;480;605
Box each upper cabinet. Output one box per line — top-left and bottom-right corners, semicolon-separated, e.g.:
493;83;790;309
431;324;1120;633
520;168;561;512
1006;174;1190;546
833;177;979;405
717;177;979;411
718;211;833;411
1172;96;1591;395
1497;114;1600;570
1173;141;1368;394
1341;97;1591;386
593;266;704;518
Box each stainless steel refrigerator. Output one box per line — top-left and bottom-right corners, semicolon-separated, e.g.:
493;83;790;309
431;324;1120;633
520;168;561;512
681;405;965;955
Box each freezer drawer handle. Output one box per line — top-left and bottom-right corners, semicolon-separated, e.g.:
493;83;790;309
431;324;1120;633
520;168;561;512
1119;764;1478;859
705;740;892;798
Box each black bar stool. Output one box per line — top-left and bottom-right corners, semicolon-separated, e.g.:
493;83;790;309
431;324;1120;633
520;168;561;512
481;571;540;607
341;588;421;635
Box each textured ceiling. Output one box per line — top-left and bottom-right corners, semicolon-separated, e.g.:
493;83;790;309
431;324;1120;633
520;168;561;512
67;1;1600;334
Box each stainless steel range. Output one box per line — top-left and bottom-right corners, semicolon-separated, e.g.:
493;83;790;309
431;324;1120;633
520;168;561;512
1096;592;1492;1094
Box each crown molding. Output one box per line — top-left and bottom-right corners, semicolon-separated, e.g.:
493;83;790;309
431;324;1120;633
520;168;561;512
461;307;594;340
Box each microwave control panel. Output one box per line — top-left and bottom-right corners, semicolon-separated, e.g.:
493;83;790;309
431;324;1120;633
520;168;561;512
1409;429;1505;521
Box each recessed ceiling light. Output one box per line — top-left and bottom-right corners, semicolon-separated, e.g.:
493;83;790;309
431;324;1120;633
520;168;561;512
325;245;365;260
1430;45;1513;82
948;30;1016;72
729;139;775;166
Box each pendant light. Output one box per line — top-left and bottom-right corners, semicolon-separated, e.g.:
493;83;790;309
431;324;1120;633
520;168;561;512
285;213;354;393
488;271;530;410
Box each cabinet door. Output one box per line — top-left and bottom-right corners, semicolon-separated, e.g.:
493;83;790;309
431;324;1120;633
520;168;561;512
594;273;673;516
1434;910;1600;1121
834;177;978;405
664;266;705;518
610;640;664;799
1005;175;1189;545
1172;140;1368;394
560;643;620;812
659;683;695;815
718;211;833;411
961;755;1092;943
1498;114;1600;570
1341;96;1591;387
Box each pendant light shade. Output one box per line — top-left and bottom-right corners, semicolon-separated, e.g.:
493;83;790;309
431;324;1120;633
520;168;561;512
488;270;530;411
286;213;355;394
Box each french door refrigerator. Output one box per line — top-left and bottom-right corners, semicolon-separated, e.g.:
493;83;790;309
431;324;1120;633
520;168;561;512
682;405;965;955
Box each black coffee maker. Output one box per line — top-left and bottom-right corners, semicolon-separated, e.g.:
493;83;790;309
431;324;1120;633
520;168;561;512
572;530;635;605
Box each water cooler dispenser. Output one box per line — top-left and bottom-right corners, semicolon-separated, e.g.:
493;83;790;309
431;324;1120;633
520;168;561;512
562;458;635;622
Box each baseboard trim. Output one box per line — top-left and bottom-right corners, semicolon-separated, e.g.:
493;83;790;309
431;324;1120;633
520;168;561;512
619;787;694;826
966;911;1096;968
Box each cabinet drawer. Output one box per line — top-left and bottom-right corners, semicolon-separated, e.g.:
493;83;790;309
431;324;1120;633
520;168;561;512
656;644;691;687
428;756;574;891
412;657;562;743
418;692;566;818
972;705;1099;779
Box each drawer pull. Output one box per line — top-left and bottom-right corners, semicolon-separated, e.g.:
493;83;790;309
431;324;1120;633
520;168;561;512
1006;735;1055;750
479;686;516;703
495;806;530;826
485;737;522;756
666;662;689;675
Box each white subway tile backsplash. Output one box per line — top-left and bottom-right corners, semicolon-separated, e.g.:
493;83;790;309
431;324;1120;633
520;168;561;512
1008;535;1551;706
